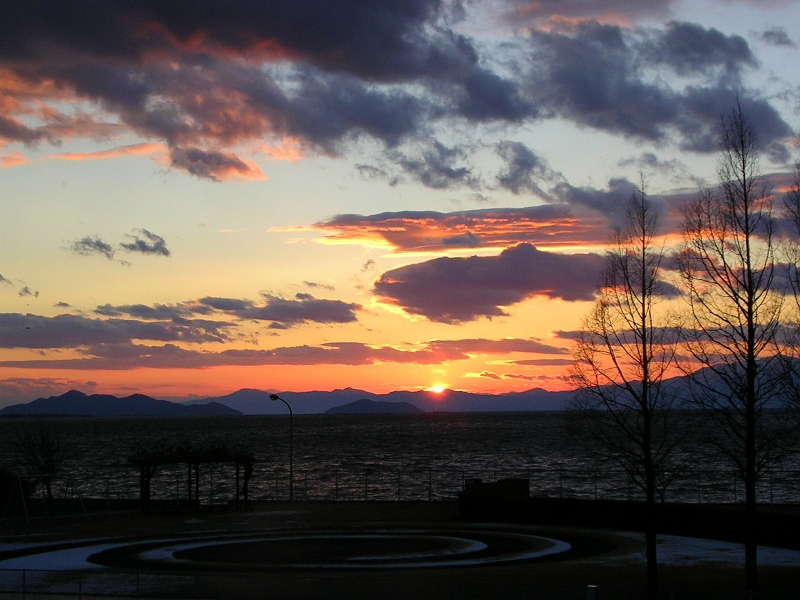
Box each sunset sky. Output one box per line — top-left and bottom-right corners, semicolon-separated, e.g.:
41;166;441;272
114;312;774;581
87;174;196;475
1;0;799;405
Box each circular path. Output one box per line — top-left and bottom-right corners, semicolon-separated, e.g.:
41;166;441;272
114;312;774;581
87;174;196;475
87;524;571;571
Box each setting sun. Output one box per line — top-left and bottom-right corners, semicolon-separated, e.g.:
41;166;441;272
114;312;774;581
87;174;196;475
427;385;446;394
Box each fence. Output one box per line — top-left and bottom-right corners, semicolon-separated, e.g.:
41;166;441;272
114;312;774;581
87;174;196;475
1;568;799;600
4;464;800;524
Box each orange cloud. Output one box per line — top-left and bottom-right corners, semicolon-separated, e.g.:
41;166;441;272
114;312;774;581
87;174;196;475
312;205;609;253
261;138;305;162
0;151;31;168
511;1;656;28
534;13;633;30
50;142;166;161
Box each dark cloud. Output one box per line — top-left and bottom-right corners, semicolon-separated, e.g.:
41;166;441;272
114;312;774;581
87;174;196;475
0;115;50;145
504;372;539;381
71;236;116;260
454;68;536;121
282;69;427;151
427;337;569;355
242;294;360;327
512;358;574;366
0;312;232;349
72;230;172;261
757;26;796;48
168;147;265;181
386;142;479;189
54;301;71;308
18;287;39;298
550;177;640;223
0;1;457;80
356;164;394;183
479;370;502;380
643;21;755;76
526;20;792;156
373;243;604;323
304;281;335;291
96;293;361;329
0;274;11;286
443;231;481;247
120;229;171;257
0;1;448;158
618;152;683;175
0;336;564;370
495;141;551;196
94;302;205;320
553;329;581;340
528;20;677;141
198;297;253;312
672;86;792;159
0;1;793;178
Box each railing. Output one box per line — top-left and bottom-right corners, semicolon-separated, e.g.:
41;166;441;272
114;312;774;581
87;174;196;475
240;465;800;504
3;465;799;524
0;568;798;599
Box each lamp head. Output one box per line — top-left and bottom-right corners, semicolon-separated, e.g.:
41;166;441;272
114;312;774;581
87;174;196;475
270;394;280;401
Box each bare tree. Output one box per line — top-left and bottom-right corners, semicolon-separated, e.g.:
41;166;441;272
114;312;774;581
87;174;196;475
677;103;786;591
782;149;800;306
777;147;800;456
10;421;69;504
570;182;680;593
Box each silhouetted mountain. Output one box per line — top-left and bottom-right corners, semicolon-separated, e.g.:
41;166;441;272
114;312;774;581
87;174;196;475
0;390;241;417
325;399;422;414
184;387;376;414
189;387;573;414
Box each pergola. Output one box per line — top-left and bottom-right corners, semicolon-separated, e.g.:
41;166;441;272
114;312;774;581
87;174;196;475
127;441;256;515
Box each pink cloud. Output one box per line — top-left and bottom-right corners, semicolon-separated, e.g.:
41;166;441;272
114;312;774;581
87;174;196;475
0;150;30;167
50;142;164;161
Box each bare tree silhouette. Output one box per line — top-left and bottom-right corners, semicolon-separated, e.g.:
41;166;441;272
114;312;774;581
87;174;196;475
571;181;681;593
10;421;69;505
677;102;787;591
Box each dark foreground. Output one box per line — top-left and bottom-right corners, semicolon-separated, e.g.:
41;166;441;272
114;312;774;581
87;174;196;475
1;501;799;599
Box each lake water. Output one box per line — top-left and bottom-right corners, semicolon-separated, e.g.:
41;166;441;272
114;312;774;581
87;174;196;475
1;413;798;504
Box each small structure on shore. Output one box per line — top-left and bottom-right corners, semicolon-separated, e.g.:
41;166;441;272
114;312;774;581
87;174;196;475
127;441;255;514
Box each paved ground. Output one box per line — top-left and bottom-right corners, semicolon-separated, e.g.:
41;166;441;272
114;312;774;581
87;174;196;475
1;502;800;599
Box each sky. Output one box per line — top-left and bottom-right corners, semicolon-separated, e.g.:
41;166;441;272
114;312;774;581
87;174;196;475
1;0;800;405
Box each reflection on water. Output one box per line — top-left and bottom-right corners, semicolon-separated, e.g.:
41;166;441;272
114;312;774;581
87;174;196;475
1;413;798;503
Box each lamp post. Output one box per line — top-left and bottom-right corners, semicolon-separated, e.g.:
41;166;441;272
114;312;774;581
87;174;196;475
270;394;293;501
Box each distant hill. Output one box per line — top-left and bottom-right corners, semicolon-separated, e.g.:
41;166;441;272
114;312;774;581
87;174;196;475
0;390;241;417
325;398;422;414
188;387;573;414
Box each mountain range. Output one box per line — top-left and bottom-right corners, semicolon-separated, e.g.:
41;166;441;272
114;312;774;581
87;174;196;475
1;387;574;416
0;390;241;417
186;387;573;414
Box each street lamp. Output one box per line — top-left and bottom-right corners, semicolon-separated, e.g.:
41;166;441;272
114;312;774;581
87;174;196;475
270;394;293;501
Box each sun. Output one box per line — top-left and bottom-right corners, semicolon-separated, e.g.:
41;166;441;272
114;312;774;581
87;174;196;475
426;384;446;394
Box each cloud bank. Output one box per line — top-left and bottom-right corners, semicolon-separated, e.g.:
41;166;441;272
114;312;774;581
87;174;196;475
0;2;792;180
0;335;566;371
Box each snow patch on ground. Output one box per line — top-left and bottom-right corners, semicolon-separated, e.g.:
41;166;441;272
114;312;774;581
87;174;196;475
0;544;124;570
606;533;800;567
